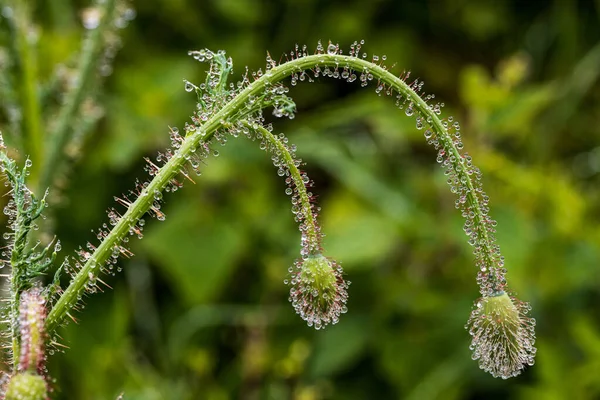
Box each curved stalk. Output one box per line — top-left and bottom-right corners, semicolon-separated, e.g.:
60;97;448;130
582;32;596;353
46;52;497;332
245;121;321;253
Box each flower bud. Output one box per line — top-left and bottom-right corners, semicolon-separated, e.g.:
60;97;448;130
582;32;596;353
287;254;349;330
466;292;536;379
4;372;48;400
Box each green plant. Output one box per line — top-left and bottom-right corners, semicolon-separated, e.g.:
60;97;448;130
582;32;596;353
0;2;537;396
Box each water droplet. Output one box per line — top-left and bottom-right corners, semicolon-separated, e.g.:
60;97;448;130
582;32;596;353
327;43;337;55
416;117;423;130
184;80;195;92
81;7;101;29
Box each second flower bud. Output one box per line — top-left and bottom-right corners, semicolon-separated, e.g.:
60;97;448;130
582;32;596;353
287;254;349;330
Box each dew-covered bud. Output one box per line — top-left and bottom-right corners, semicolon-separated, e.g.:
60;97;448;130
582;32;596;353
4;372;48;400
287;254;349;330
466;292;536;379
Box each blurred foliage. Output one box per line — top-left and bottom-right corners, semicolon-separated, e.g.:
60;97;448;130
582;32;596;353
0;0;600;399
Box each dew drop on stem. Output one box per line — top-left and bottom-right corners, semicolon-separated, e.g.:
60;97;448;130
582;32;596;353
184;80;195;92
327;43;337;55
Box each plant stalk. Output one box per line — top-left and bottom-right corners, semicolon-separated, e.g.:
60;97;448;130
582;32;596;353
245;122;321;252
46;53;496;332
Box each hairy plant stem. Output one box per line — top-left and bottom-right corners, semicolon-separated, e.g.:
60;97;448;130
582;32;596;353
37;0;117;193
46;53;495;332
0;152;36;371
8;201;45;372
244;121;320;252
4;171;25;370
10;277;20;372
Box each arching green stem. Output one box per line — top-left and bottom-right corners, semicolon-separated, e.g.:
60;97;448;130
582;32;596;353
244;121;320;252
46;53;495;332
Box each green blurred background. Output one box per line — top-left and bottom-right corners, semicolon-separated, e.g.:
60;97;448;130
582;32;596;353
1;0;600;399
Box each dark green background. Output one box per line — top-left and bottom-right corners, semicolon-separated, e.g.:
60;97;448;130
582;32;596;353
1;0;600;399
